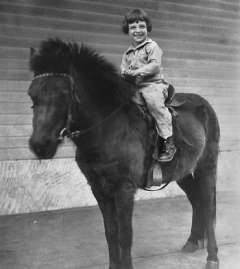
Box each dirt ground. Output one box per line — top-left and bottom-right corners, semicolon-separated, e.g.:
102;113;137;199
0;192;239;269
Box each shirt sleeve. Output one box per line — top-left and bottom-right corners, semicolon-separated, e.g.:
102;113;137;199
146;41;163;66
136;42;163;76
120;52;129;75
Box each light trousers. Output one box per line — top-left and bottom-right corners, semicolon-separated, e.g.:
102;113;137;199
133;82;173;139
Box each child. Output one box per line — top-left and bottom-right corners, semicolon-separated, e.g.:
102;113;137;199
121;8;176;162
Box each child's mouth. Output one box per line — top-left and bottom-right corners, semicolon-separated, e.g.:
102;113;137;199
134;34;144;38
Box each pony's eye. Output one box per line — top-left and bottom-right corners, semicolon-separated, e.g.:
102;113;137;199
30;101;37;109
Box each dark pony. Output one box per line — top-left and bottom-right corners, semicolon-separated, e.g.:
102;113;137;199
28;38;220;269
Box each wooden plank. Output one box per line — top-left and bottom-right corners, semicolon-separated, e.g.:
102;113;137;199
220;139;240;151
158;1;240;20
0;136;73;148
1;56;240;73
0;137;238;161
1;61;240;81
159;0;240;11
0;70;31;81
0;102;31;114
0;22;239;49
1;40;240;61
0;145;75;161
0;130;240;150
1;59;239;81
0;117;239;137
0;80;30;92
0;136;238;161
0;114;32;125
0;125;32;137
1;88;240;106
2;67;240;83
0;91;29;102
0;111;238;127
0;78;239;93
105;50;240;67
0;105;239;125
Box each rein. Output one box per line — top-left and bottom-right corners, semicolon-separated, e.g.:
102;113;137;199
32;72;124;141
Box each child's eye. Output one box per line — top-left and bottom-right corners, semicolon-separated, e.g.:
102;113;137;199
129;26;136;31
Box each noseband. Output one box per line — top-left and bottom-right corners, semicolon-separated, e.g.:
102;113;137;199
31;72;124;141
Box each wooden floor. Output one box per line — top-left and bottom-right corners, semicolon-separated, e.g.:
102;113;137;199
0;192;239;269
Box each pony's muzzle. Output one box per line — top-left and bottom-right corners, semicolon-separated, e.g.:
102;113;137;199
29;136;58;159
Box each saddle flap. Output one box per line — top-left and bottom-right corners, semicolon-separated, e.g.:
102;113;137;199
165;84;185;108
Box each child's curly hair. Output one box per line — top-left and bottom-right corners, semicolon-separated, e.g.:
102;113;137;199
122;9;152;34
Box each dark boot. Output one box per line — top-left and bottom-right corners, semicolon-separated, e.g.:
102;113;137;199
158;136;176;162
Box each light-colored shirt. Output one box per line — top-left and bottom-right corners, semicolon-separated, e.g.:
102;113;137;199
121;38;164;83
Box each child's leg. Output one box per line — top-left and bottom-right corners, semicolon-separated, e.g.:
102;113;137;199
141;84;172;139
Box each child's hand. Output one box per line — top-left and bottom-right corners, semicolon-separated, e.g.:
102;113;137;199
135;74;143;85
122;70;143;85
127;69;138;77
121;70;136;84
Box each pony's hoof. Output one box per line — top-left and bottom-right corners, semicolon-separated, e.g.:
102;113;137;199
205;260;219;269
181;241;198;253
182;239;204;253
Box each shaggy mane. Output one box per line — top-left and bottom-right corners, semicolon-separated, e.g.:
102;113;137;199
30;38;135;107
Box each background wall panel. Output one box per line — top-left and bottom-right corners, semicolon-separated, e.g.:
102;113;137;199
0;0;239;214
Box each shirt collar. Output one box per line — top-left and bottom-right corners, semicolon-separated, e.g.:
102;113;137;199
126;38;152;54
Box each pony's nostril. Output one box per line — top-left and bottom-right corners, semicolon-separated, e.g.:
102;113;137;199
29;136;56;158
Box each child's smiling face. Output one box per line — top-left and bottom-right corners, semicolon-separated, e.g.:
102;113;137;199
128;20;148;47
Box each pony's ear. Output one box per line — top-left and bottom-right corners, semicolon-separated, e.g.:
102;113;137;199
30;47;36;58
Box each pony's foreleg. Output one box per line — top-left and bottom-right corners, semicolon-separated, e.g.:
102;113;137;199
195;163;219;269
91;188;121;269
115;183;135;269
177;173;205;252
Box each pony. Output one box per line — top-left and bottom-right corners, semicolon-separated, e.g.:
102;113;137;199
28;38;220;269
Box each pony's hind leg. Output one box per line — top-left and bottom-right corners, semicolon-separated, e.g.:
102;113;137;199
195;159;219;269
177;173;205;252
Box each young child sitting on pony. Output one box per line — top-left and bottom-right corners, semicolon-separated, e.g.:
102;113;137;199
120;8;176;162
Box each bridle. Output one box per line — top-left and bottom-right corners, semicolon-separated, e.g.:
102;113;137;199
31;72;124;141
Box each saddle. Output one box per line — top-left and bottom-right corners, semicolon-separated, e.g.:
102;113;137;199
137;83;185;190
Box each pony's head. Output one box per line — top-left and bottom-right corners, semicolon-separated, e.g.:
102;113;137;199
28;38;135;159
28;72;72;159
28;39;75;159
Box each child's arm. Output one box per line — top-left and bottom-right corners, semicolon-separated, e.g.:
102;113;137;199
120;53;129;76
130;61;160;77
132;41;163;78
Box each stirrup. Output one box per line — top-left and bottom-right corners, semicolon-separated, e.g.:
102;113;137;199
143;162;169;191
158;147;176;162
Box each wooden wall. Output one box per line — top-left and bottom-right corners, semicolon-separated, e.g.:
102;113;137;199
0;0;239;214
0;0;239;160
